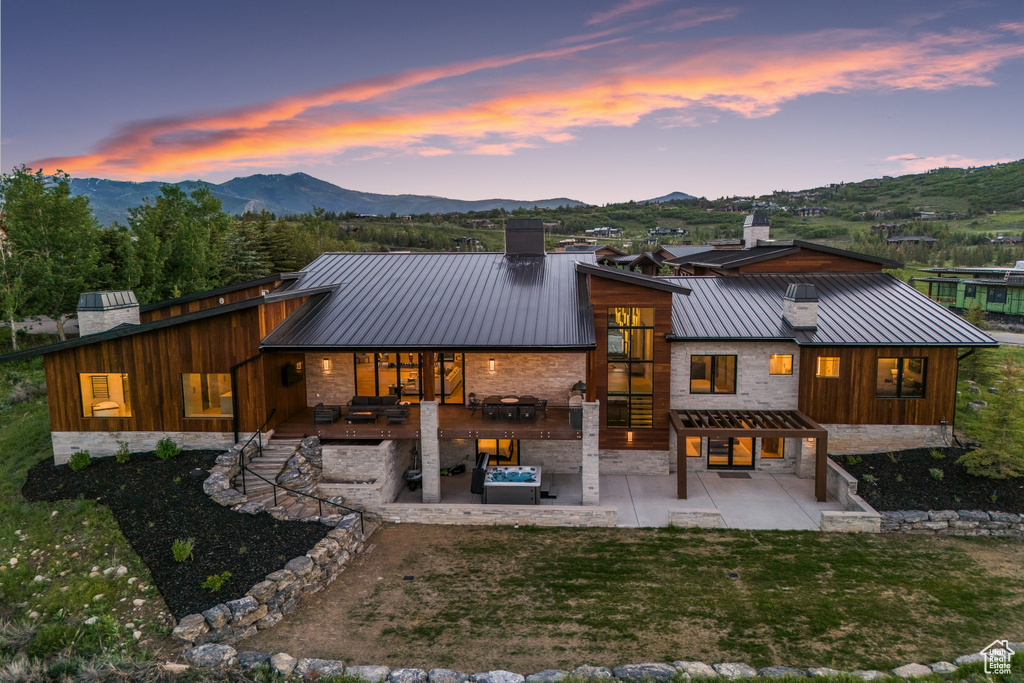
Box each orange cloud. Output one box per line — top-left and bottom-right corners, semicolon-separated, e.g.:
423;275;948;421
32;26;1024;180
884;153;1016;174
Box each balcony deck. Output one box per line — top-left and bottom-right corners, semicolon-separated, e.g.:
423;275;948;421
272;405;581;441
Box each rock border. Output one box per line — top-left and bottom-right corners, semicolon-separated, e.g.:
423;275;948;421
879;509;1024;537
181;647;1024;681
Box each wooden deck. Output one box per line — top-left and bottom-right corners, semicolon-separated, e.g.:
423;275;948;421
272;405;581;441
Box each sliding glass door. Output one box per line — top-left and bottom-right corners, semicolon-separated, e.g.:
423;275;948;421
354;352;464;404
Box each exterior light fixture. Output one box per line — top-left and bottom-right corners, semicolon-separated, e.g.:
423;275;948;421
322;357;332;372
488;358;495;371
627;431;634;443
295;361;303;373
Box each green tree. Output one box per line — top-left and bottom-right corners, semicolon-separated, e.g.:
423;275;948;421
128;184;231;302
0;229;29;350
221;211;272;283
96;223;143;292
958;355;1024;479
0;167;100;340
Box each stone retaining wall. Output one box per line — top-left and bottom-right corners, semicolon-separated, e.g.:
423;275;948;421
667;509;723;528
52;430;236;464
821;459;881;533
379;503;617;527
880;509;1024;536
171;513;369;646
822;424;947;455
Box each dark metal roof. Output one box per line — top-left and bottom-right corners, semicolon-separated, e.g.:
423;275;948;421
923;266;1023;276
667;273;996;346
77;291;138;311
262;252;598;350
0;287;330;363
667;240;901;270
658;245;713;259
576;262;691;295
138;273;299;313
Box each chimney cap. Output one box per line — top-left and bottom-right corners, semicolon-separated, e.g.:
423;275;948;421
77;291;138;311
784;283;817;302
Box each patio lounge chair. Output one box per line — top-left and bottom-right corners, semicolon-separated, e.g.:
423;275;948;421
313;403;341;424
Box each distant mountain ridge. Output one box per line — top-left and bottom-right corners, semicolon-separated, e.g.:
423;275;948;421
69;172;590;225
640;191;697;203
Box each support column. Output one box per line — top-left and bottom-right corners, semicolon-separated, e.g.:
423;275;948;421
815;435;828;503
675;430;687;500
581;400;600;505
420;400;440;503
796;437;816;479
421;352;436;402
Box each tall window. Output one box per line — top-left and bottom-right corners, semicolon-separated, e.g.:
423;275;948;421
181;373;233;417
816;357;840;378
769;354;793;375
690;355;736;394
685;436;701;457
79;373;131;418
607;307;654;428
876;358;926;398
761;438;784;459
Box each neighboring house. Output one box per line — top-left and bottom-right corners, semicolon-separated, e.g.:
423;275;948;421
916;263;1024;320
2;219;994;518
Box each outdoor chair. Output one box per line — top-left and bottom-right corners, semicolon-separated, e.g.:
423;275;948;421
482;403;500;420
537;399;548;419
467;393;482;415
313;403;341;424
500;404;518;421
519;404;536;421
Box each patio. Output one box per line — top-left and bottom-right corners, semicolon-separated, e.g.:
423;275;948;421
393;469;845;530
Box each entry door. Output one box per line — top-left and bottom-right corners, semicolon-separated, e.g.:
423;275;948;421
707;437;754;470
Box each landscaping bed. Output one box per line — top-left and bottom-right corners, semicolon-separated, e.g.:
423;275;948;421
22;450;330;619
832;447;1024;512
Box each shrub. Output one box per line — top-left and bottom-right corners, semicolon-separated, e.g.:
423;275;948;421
958;449;1024;479
171;538;194;562
202;571;231;592
68;451;92;472
155;438;180;461
7;380;47;405
860;474;875;483
845;455;862;465
114;441;131;464
929;449;946;460
929;468;945;480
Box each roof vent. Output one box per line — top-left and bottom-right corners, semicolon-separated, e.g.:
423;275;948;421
743;213;770;249
505;218;546;257
782;283;817;331
77;291;140;335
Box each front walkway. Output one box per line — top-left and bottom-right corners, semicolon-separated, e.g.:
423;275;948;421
394;469;844;530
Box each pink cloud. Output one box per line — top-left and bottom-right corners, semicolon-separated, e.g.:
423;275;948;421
884;153;1016;174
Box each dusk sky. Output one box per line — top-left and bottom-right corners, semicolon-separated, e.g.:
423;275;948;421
3;0;1024;204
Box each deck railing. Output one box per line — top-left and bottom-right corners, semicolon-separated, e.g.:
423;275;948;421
236;410;364;535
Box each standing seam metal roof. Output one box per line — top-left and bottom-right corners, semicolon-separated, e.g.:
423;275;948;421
261;252;598;349
667;273;996;346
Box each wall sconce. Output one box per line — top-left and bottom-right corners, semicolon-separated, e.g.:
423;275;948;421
488;358;495;372
802;437;815;451
295;361;303;373
321;357;332;372
627;431;634;443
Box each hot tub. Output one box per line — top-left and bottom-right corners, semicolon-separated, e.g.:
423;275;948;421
483;465;541;505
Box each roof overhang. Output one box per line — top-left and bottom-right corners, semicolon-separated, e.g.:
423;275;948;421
138;273;301;313
670;409;827;438
575;262;691;295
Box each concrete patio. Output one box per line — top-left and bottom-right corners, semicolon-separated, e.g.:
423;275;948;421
394;469;845;530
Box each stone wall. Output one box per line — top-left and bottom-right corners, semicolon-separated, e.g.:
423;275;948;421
379;503;617;527
667;509;723;528
670;342;800;411
599;449;670;475
464;352;585;404
52;430;236;464
172;513;369;647
305;352;356;406
78;305;140;336
821;459;882;533
879;509;1024;536
319;439;415;511
822;424;948;454
521;441;583;474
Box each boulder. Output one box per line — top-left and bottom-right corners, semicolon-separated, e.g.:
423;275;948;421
613;663;678;682
929;662;957;674
712;663;758;679
236;651;270;671
285;556;314;576
201;604;230;629
247;580;277;604
211;488;246;506
674;662;716;678
296;658;347;679
571;666;613;679
525;671;567;683
430;669;471;683
348;665;392;682
183;643;237;667
849;671;887;680
957;510;991;522
226;596;259;622
891;664;932;678
266;569;295;585
390;669;429;683
807;668;841;678
171;614;209;643
472;671;525;683
928;510;957;521
990;511;1019;523
759;667;807;678
256;609;283;630
967;401;987;411
953;654;985;666
271;652;298;676
203;472;231;495
237;501;266;515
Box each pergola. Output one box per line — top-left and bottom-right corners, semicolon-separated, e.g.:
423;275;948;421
669;409;830;502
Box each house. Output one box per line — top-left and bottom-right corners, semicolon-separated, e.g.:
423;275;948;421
3;219;994;525
915;262;1024;320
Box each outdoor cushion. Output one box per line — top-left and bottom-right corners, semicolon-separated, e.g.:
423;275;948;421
351;396;370;406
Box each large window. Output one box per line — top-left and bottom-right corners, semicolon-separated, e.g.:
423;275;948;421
79;373;131;418
988;287;1007;304
607;307;654;428
181;373;233;418
769;354;793;375
477;439;518;466
685;436;701;457
816;357;840;378
355;352;464;404
761;438;784;459
690;355;736;394
876;358;926;398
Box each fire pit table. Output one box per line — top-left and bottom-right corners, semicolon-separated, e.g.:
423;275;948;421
482;465;541;505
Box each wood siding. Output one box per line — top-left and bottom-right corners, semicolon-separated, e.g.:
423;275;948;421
590;277;673;450
737;250;883;274
797;346;958;425
45;298;306;436
141;281;284;322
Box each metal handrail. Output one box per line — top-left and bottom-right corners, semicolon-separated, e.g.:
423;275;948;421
236;411;364;536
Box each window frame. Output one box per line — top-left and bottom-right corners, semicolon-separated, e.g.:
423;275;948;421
606;307;655;429
875;357;927;399
79;372;132;419
689;354;737;394
768;354;793;376
761;437;784;459
815;356;840;378
180;372;234;419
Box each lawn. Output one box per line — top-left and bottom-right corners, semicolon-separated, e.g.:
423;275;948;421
243;523;1024;674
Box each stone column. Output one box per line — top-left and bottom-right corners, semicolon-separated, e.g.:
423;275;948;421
419;400;441;503
581;400;600;506
795;436;816;479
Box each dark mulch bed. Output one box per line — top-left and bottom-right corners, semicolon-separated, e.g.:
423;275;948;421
832;446;1024;512
23;450;330;619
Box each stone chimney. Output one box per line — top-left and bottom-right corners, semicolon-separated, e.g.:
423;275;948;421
77;291;140;335
504;218;546;257
743;213;770;249
782;283;817;330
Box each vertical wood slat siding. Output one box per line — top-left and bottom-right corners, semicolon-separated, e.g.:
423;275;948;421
797;346;958;425
46;298;306;435
589;277;673;450
737;251;883;274
140;281;284;323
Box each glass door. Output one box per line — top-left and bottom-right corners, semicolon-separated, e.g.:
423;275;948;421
707;437;754;469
